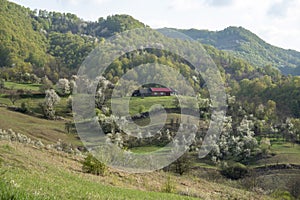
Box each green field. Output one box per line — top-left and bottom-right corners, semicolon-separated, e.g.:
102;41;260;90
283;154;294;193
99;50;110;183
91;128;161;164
4;81;41;91
110;96;177;115
0;95;70;118
255;142;300;166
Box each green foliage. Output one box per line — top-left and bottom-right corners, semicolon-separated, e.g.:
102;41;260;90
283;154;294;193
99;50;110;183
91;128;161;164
220;162;248;180
48;32;96;69
271;190;294;200
0;1;146;82
95;15;146;38
35;11;145;37
237;75;300;118
82;153;107;176
0;0;48;68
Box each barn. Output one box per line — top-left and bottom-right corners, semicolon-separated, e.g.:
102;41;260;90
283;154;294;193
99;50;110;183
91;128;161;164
150;88;173;96
132;87;174;97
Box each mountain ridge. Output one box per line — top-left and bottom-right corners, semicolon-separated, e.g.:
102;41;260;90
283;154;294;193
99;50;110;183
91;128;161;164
159;27;300;75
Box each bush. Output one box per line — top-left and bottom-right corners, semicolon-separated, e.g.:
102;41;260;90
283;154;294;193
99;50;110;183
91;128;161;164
221;162;248;180
161;176;175;193
82;153;107;176
20;102;29;113
163;153;192;175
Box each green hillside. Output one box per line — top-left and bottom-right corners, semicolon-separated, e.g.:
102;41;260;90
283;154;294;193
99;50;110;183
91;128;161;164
0;0;146;81
0;0;48;68
167;27;300;75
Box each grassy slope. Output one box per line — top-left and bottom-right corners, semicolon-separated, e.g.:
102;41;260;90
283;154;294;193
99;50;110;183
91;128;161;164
0;142;197;200
0;107;79;145
0;141;273;200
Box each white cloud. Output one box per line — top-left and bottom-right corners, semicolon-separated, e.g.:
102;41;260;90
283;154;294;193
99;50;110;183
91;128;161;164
168;0;202;11
147;20;173;28
205;0;234;7
168;0;235;11
258;26;300;50
60;0;108;6
267;0;296;18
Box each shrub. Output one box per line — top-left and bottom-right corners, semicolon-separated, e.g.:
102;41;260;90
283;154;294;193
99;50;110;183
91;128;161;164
161;175;175;193
221;162;248;180
164;153;192;175
82;153;107;176
20;102;29;113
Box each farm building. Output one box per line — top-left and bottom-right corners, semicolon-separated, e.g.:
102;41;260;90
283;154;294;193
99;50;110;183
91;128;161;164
132;87;175;97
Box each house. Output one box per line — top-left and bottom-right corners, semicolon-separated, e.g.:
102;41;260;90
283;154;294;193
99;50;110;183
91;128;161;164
132;87;174;97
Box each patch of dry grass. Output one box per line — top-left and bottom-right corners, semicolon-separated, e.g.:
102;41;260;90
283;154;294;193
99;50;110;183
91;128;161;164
0;107;80;146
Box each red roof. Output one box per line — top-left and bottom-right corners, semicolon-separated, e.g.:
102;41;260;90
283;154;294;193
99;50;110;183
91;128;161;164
150;88;173;92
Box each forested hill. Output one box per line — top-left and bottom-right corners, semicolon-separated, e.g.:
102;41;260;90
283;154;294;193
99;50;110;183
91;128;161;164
0;0;48;68
0;0;146;78
163;27;300;75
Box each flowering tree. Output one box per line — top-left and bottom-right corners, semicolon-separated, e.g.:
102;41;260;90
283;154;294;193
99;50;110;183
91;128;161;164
210;116;258;163
40;89;61;119
56;78;70;96
95;76;114;109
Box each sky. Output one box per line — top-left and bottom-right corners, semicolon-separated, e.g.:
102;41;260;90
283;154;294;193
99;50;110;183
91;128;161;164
10;0;300;51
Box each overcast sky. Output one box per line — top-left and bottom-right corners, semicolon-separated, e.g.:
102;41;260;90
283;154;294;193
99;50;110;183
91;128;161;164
10;0;300;51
